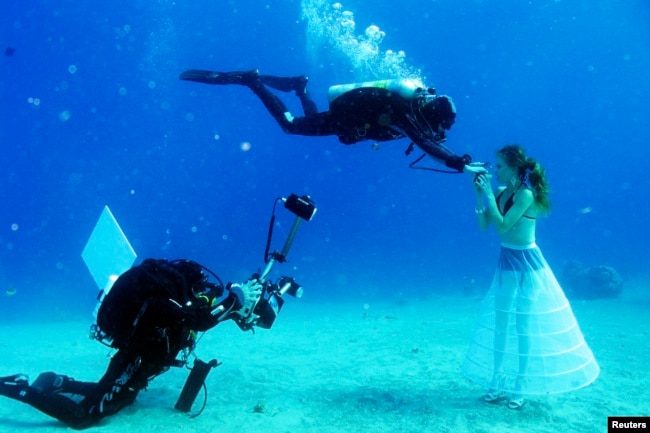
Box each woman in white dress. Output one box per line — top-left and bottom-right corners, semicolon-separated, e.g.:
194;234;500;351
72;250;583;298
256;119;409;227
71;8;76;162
463;144;599;409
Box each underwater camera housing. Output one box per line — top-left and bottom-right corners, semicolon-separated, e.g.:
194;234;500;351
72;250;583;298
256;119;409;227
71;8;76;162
233;193;315;331
250;276;303;330
177;193;316;415
283;193;317;221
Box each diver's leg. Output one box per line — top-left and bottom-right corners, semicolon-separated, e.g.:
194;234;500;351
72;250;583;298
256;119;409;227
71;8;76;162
0;373;99;429
258;74;319;115
244;80;331;136
76;351;143;421
0;352;144;429
245;79;296;132
179;69;296;131
259;75;308;93
297;90;319;116
225;75;322;132
179;69;326;135
0;374;29;397
31;371;97;396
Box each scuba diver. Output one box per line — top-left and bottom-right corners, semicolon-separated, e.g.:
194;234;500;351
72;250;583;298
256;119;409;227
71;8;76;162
0;259;263;429
179;69;487;175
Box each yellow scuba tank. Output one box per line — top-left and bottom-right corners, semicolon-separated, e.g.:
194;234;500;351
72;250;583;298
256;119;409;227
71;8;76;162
327;78;425;103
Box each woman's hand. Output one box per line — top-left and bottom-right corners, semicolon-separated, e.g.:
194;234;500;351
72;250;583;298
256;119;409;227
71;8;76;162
473;173;494;198
472;174;483;195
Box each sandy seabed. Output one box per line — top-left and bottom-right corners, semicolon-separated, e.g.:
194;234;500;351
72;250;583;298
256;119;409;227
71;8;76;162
0;291;648;433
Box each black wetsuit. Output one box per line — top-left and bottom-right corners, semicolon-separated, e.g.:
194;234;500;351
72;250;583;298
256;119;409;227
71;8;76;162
179;70;471;172
0;259;243;429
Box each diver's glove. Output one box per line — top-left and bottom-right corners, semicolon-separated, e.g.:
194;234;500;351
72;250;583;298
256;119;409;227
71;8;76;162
229;279;263;318
463;160;489;176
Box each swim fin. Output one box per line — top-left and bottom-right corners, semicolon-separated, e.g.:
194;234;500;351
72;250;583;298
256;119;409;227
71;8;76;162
179;69;259;86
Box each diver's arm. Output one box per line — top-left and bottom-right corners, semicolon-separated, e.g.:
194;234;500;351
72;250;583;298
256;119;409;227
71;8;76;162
205;279;263;326
413;136;471;172
139;296;217;331
227;280;263;318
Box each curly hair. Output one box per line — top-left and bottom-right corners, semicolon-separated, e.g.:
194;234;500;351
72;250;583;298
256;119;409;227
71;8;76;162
496;144;551;214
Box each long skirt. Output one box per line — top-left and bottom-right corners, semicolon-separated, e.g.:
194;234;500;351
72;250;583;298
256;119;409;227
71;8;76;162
461;243;599;395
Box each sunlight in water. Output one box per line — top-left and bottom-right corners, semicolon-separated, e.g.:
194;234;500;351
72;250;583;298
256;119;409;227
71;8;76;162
301;0;422;81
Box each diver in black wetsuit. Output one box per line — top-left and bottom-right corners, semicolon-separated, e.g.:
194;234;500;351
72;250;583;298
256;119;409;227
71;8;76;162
179;69;487;175
0;259;263;429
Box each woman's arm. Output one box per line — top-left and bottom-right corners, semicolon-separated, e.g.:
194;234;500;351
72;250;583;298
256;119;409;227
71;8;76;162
485;188;534;235
472;175;491;230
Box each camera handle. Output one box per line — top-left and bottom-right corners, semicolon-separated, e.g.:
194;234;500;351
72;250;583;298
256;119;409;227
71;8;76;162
260;214;302;282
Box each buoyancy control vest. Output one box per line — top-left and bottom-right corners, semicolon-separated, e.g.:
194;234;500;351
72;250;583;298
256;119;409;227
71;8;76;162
95;259;211;350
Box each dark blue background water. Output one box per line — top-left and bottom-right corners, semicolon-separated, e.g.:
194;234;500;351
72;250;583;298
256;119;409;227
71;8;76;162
2;0;649;321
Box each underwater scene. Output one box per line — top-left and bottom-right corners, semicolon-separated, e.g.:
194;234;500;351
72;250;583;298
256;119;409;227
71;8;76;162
1;1;649;432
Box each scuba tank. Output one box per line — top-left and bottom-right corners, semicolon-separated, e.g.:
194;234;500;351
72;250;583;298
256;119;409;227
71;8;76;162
327;78;426;103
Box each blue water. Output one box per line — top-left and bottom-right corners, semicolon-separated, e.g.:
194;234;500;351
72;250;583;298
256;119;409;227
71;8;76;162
1;0;649;321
